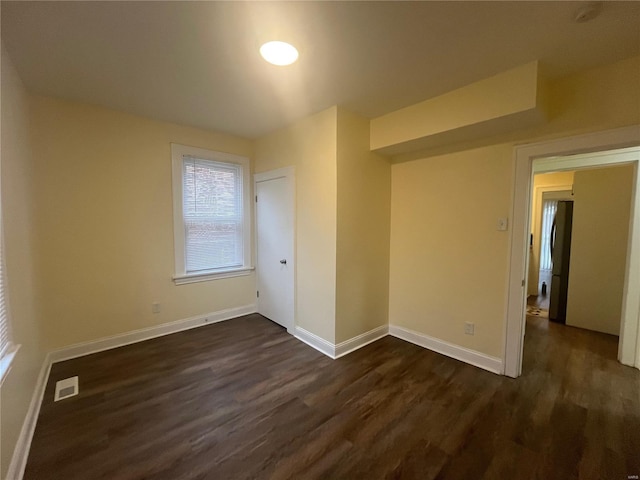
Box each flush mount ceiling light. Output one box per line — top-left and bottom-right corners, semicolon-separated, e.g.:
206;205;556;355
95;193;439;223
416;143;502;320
259;41;299;66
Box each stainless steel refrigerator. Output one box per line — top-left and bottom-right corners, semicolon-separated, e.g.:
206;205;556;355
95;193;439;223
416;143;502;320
549;201;574;323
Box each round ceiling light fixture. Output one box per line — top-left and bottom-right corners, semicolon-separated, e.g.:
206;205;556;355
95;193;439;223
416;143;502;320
259;41;299;66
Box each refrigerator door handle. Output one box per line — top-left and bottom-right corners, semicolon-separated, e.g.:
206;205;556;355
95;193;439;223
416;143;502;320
550;217;556;262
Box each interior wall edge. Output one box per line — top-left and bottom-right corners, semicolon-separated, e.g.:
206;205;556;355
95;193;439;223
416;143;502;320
294;326;336;359
334;324;389;359
294;324;390;360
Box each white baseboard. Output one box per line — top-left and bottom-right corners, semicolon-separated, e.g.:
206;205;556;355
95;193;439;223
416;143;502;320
7;313;503;480
6;353;52;480
294;325;389;359
388;324;503;375
49;304;256;363
7;304;257;480
334;325;388;358
294;326;335;358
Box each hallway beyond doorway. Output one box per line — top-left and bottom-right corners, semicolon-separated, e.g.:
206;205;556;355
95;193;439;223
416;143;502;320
529;269;552;311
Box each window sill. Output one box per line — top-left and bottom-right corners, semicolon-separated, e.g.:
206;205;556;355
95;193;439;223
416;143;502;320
173;267;254;285
0;344;21;386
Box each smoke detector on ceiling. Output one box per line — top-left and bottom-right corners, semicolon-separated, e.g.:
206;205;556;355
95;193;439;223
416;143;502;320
574;2;602;23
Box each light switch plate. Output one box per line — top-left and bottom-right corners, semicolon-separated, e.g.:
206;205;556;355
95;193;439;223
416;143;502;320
497;217;508;231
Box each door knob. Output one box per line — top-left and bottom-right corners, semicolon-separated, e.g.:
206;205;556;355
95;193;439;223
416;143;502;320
280;259;287;265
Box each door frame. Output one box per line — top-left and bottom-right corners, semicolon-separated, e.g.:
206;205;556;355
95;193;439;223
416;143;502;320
254;166;296;333
504;125;640;377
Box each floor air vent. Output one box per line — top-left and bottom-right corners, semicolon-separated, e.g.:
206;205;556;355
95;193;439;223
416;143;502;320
54;376;79;402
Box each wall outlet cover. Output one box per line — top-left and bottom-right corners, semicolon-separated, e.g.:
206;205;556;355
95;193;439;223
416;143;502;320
464;322;475;335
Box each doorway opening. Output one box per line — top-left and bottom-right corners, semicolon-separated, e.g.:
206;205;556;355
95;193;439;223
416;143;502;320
527;180;575;319
524;163;635;372
504;126;640;378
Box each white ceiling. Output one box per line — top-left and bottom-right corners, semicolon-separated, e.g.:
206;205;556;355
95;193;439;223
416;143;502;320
2;1;639;139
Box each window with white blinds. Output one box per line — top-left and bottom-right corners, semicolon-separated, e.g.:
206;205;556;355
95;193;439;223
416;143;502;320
171;144;251;284
0;208;18;383
183;157;244;272
0;226;10;360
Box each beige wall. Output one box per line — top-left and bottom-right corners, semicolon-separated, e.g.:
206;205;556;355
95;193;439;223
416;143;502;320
29;96;256;350
388;56;640;359
0;46;45;478
546;56;640;139
254;107;338;342
371;61;546;154
389;144;513;357
566;165;634;335
392;55;640;164
254;107;391;344
528;171;575;295
335;108;391;343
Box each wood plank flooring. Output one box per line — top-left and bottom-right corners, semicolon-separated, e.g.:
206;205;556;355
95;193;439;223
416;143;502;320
24;314;640;479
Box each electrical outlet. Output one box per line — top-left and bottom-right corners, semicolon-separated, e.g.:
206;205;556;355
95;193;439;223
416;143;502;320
464;322;475;335
152;302;160;314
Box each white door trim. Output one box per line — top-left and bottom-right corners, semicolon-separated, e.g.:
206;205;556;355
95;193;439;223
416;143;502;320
254;166;296;333
504;125;640;378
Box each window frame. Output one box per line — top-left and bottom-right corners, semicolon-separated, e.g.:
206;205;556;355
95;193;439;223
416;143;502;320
171;143;252;285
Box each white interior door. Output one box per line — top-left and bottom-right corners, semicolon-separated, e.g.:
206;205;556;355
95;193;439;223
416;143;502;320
255;168;294;331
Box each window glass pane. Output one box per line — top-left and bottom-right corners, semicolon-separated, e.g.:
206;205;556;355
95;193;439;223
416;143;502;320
183;157;243;272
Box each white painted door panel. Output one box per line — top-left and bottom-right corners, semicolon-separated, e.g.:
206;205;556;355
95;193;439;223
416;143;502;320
256;172;294;330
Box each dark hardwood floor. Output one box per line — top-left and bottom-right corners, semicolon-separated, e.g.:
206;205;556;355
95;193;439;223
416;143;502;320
24;313;639;480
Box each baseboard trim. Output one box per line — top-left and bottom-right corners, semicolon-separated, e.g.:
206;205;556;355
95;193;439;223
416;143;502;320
294;326;335;358
8;315;502;480
49;304;256;364
294;325;389;360
7;304;257;480
334;325;388;358
6;353;52;480
388;324;503;375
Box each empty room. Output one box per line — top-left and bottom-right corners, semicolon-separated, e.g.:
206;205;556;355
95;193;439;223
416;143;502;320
1;2;639;479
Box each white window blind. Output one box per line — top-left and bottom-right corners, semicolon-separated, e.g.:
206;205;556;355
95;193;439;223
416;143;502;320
182;156;244;273
540;199;557;271
0;212;11;362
